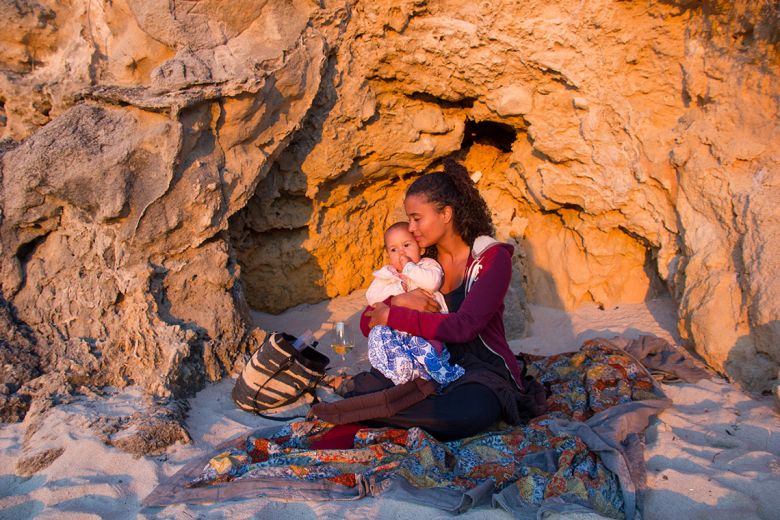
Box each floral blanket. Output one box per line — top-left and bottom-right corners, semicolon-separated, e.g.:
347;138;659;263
144;338;675;519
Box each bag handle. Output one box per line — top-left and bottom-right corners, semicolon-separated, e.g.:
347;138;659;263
253;380;323;422
251;356;295;398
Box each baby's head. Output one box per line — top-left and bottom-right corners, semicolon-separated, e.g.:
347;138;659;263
384;222;421;272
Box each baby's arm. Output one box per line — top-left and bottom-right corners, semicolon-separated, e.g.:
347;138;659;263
366;267;403;305
401;258;443;292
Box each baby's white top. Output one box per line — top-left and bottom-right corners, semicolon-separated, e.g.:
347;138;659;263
365;257;449;313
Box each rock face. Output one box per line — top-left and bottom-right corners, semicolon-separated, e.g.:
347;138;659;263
1;0;778;426
1;0;340;408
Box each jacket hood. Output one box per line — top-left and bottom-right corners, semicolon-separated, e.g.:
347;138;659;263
465;236;514;295
472;236;514;258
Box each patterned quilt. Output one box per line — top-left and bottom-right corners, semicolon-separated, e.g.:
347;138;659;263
146;338;673;519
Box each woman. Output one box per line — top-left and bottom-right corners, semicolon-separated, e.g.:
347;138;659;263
333;159;546;441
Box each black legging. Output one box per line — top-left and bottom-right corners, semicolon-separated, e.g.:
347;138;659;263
346;370;502;441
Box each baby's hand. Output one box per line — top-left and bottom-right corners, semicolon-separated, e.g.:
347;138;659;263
398;254;411;269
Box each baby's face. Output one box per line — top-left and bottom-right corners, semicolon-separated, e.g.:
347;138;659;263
385;227;421;271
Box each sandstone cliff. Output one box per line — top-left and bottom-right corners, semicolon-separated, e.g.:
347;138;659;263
1;0;778;434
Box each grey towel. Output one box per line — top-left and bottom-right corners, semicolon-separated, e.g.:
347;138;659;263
621;335;712;383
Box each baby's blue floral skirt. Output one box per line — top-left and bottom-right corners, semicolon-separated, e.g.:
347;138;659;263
367;325;465;386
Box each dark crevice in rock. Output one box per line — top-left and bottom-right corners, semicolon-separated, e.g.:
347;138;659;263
14;231;52;294
696;94;715;108
730;198;750;312
680;63;692;107
406;92;476;109
617;225;669;300
558;203;586;212
644;246;672;300
193;230;228;251
539;203;586;215
462;119;518;153
16;233;48;267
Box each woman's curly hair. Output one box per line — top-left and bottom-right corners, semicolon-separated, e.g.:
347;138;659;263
406;159;495;257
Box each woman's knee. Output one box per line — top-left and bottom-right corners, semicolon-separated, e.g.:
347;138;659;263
423;384;501;439
442;396;500;435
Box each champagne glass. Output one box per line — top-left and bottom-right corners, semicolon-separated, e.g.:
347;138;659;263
330;321;354;373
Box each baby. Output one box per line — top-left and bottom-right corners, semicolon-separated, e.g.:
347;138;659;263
365;222;464;386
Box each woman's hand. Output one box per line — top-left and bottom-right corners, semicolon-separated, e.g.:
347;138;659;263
366;302;390;328
391;288;441;312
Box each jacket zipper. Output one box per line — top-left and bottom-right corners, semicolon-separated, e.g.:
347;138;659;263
465;250;523;389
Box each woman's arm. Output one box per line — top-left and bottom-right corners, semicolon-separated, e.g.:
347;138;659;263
359;299;389;337
386;247;511;342
360;289;441;336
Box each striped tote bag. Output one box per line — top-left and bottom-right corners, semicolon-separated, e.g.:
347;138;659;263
232;331;330;416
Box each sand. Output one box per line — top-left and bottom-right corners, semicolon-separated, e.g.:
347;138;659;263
1;292;778;520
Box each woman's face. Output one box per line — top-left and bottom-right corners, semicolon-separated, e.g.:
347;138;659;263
404;193;452;248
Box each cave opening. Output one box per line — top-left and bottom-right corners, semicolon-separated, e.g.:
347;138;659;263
227;167;325;315
461;119;518;153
